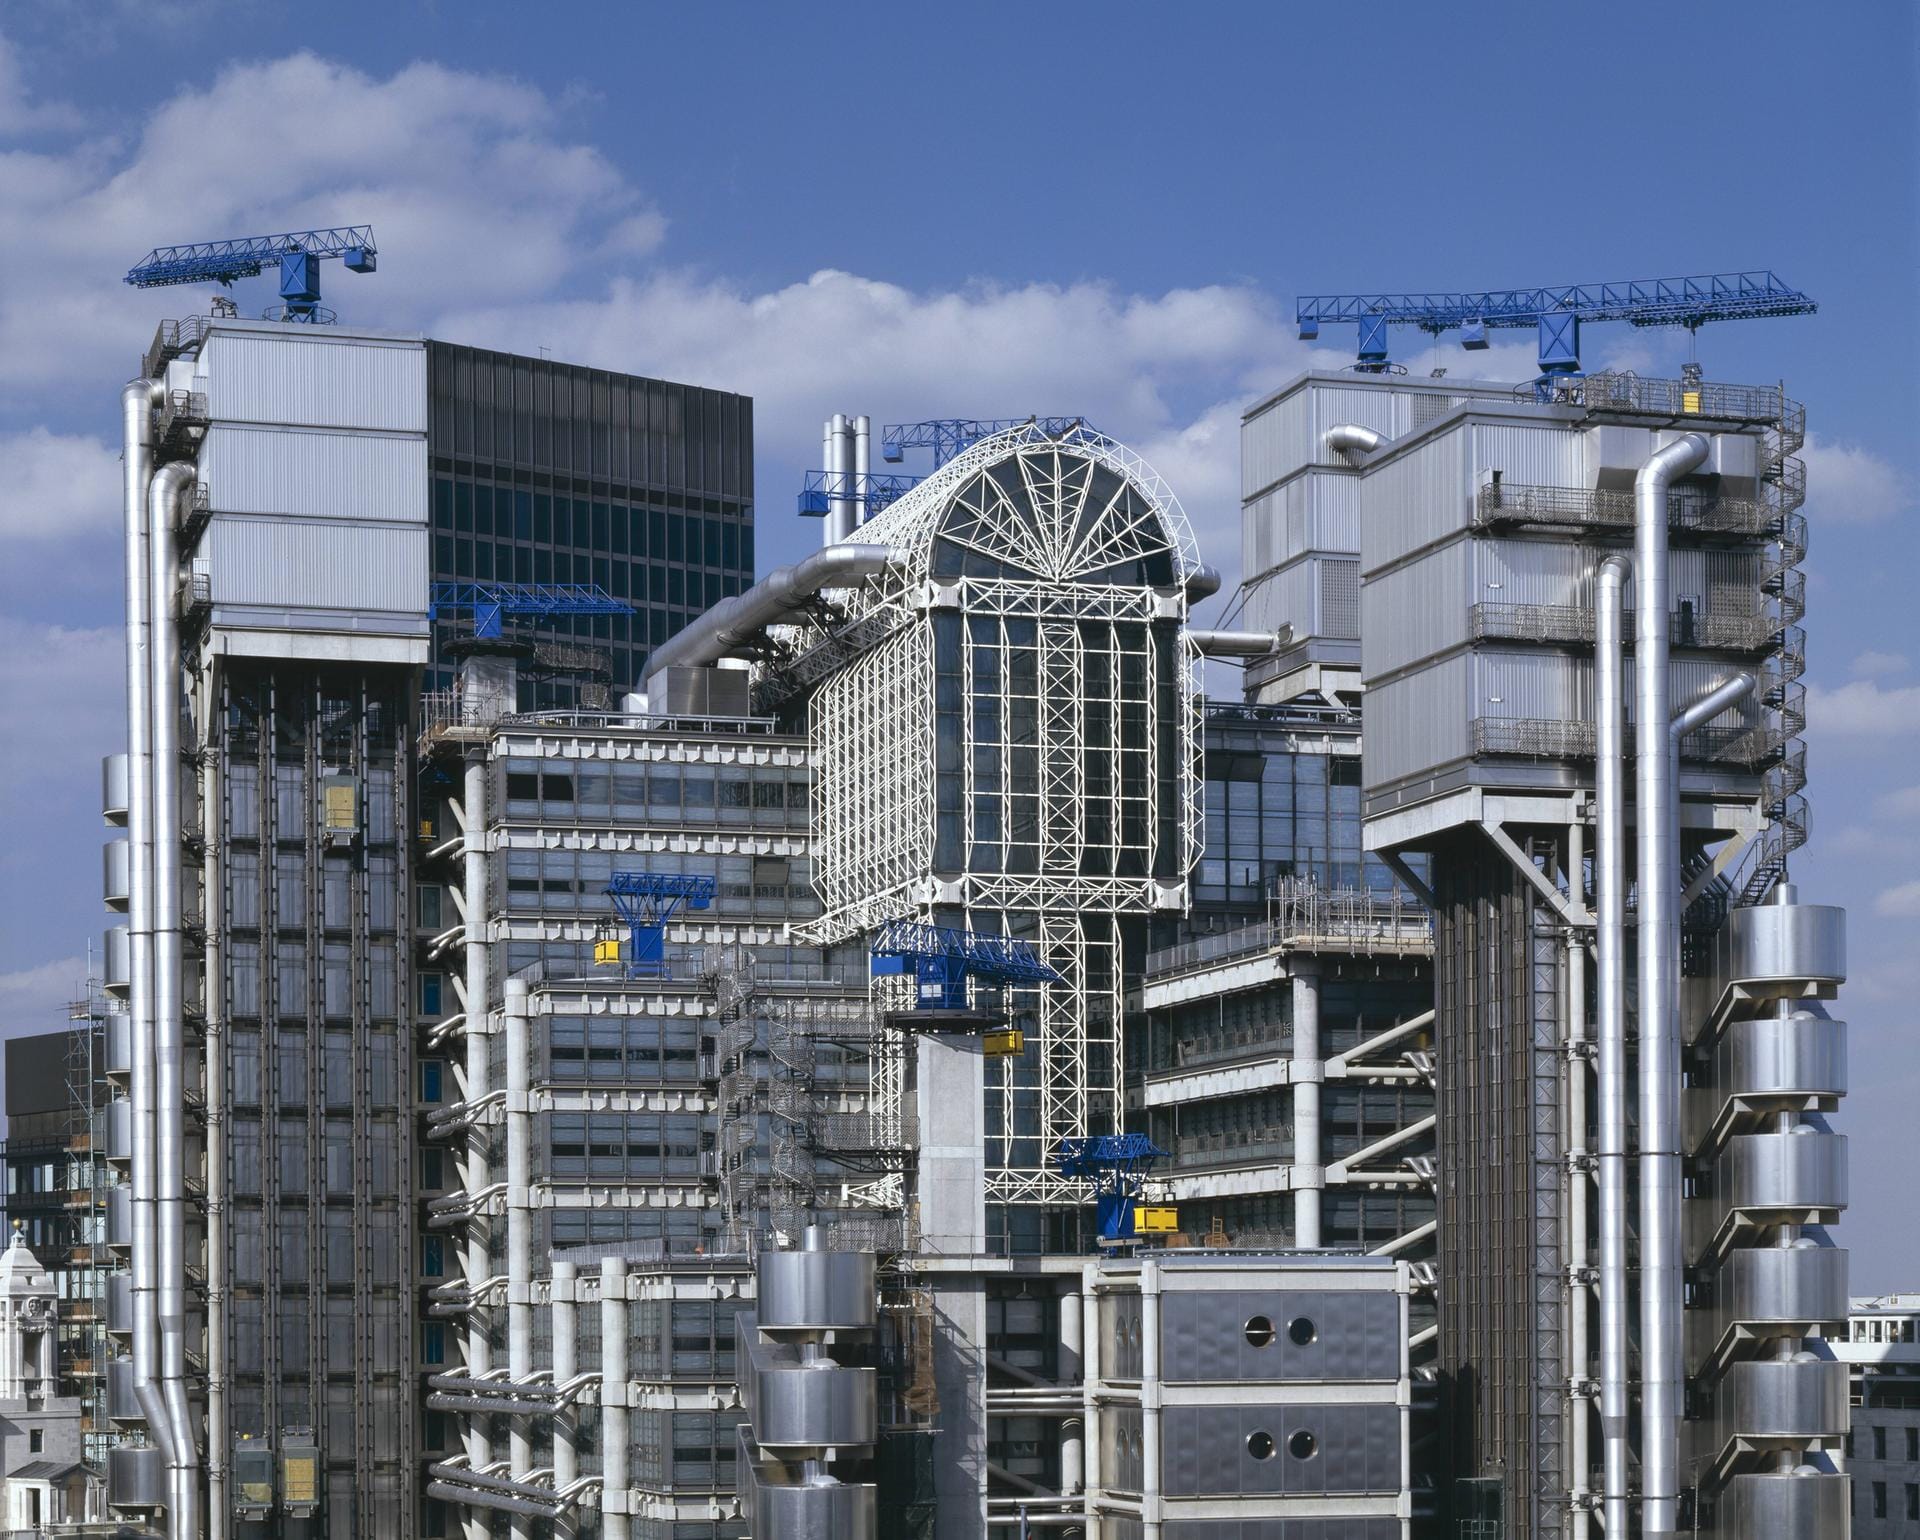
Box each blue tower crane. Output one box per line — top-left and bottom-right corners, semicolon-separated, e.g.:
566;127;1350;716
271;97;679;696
869;919;1063;1010
797;469;924;519
1296;270;1816;381
880;417;1096;470
600;872;717;980
125;225;378;323
1057;1133;1172;1246
428;582;633;641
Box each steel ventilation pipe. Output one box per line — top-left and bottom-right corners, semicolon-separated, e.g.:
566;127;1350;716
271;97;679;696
638;544;906;690
1634;431;1712;1538
1325;423;1387;458
1592;553;1631;1538
148;459;200;1539
120;381;179;1513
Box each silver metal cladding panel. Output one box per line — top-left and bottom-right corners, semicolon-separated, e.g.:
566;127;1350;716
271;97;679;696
750;1362;877;1450
1714;1357;1848;1442
1360;537;1472;680
1102;1404;1145;1492
107;1443;167;1509
201;329;428;434
742;1479;877;1540
104;924;131;992
1690;1243;1848;1365
1159;1289;1402;1384
1717;1469;1848;1537
1242;390;1317;499
1720;904;1847;993
104;837;131;909
1361;655;1471;793
1243;473;1362;586
105;1096;134;1163
1160;1402;1402;1497
106;1356;142;1423
1358;423;1470;576
1101;1292;1146;1381
1470;420;1585;489
105;1012;133;1077
106;1184;133;1247
107;1271;135;1335
1718;1012;1847;1105
1162;1523;1403;1540
103;752;130;823
754;1249;877;1332
202;514;428;616
200;424;428;523
1719;1131;1848;1217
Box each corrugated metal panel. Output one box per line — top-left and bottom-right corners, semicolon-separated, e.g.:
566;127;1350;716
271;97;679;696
205;516;427;615
202;332;426;433
200;426;426;523
1470;422;1585;488
1475;538;1595;608
1242;473;1361;581
1310;385;1399;460
1360;425;1470;575
1474;649;1586;723
1362;539;1471;678
1363;656;1470;791
1242;390;1315;499
1242;559;1320;639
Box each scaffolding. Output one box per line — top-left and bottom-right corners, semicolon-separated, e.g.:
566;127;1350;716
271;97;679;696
778;422;1204;1208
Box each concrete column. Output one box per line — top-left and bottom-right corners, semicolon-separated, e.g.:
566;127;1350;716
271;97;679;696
504;978;532;1540
600;1258;629;1540
1141;1264;1163;1538
1058;1285;1084;1497
1291;964;1324;1248
1079;1278;1101;1500
551;1260;578;1540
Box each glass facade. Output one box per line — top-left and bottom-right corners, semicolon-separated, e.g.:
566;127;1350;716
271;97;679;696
425;343;754;700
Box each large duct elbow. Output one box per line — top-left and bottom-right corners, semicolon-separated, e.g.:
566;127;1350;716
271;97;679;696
640;543;905;688
1184;565;1223;604
1326;423;1386;459
1188;627;1290;659
1671;672;1756;741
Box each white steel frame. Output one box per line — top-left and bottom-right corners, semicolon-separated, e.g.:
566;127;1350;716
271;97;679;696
783;424;1204;1206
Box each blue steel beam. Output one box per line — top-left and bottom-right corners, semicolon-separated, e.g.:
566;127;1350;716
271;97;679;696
797;469;924;518
428;582;632;640
604;873;715;982
125;226;379;288
880;417;1094;468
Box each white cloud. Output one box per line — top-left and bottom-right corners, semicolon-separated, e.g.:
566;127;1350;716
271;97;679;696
1801;434;1910;525
1878;785;1920;820
0;33;83;135
2;427;120;540
1875;881;1920;919
0;955;89;1037
0;618;121;805
1806;678;1920;738
1853;650;1910;678
0;51;666;400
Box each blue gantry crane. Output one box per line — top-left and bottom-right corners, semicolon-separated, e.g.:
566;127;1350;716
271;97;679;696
428;582;633;642
881;417;1095;469
600;873;718;980
1057;1133;1173;1246
796;469;924;519
1297;270;1817;380
125;225;379;323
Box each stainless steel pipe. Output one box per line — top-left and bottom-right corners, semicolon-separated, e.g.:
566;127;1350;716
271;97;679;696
1594;551;1632;1537
1635;432;1711;1538
149;460;200;1538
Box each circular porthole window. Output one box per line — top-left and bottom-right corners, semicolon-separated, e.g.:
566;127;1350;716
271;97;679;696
1247;1430;1276;1461
1244;1314;1275;1348
1288;1316;1318;1347
1289;1429;1318;1460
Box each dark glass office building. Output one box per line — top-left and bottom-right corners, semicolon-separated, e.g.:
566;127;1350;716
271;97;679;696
425;343;756;700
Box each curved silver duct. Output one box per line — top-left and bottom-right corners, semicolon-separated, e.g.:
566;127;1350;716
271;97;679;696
1187;628;1287;659
1673;673;1757;742
1325;423;1386;458
639;544;905;688
1184;564;1223;604
148;458;200;1538
1635;431;1712;1537
121;381;178;1495
1593;552;1631;1536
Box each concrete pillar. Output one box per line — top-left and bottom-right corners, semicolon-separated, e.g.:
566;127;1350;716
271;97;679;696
504;977;532;1540
600;1257;629;1540
551;1260;578;1540
1059;1285;1084;1496
461;749;491;1540
1291;964;1324;1248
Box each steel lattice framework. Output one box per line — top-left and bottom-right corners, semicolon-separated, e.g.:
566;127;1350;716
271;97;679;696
783;423;1204;1206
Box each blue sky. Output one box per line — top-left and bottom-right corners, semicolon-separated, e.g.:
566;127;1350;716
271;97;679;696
0;1;1915;1282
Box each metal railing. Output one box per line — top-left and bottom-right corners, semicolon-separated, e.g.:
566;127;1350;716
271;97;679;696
1145;880;1432;979
1475;481;1782;537
1470;716;1770;769
1469;601;1775;652
1572;371;1803;438
142;314;214;380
